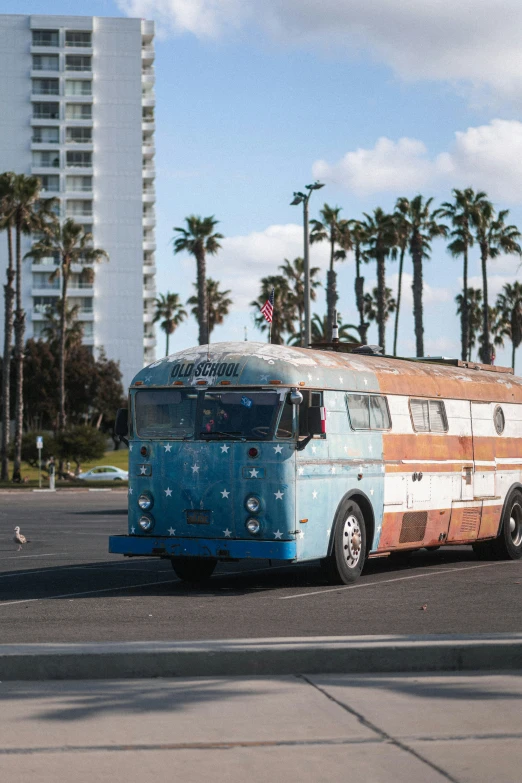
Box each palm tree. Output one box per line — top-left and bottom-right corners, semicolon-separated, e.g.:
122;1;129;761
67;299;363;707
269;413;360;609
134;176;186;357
495;282;522;370
288;313;360;345
251;275;295;345
456;288;483;361
278;257;321;345
363;287;397;335
41;300;84;350
26;219;108;431
310;205;351;341
361;208;397;353
437;189;486;361
0;172;16;480
392;198;412;356
187;277;231;337
153;292;187;356
472;203;522;363
173;216;223;345
7;175;56;481
347;220;370;345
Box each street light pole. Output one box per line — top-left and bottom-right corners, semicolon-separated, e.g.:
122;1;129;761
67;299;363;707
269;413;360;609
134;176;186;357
291;181;324;347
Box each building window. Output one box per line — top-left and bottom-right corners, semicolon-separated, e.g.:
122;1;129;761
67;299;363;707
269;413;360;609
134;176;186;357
65;31;92;47
33;102;60;120
65;55;91;72
346;394;391;430
32;78;59;96
82;322;94;338
32;54;59;71
32;127;59;144
32;272;60;290
66;175;92;192
32;29;59;47
33;296;58;314
32;150;60;168
65;79;92;96
410;399;448;433
66;200;93;217
66;127;92;144
38;174;60;193
65;103;92;120
69;297;93;313
66;151;92;168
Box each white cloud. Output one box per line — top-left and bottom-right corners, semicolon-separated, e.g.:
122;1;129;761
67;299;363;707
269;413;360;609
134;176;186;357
314;119;522;202
467;274;519;300
119;1;522;99
387;273;451;306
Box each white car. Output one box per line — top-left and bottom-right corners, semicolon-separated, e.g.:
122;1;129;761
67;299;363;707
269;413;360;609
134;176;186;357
77;465;129;481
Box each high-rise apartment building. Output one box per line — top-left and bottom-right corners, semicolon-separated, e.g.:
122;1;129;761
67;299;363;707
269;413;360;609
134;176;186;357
0;14;156;388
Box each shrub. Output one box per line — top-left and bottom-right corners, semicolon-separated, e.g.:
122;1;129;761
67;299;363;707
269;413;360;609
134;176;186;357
55;425;106;473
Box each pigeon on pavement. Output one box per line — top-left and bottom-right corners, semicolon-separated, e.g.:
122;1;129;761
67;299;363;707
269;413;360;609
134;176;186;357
14;526;30;551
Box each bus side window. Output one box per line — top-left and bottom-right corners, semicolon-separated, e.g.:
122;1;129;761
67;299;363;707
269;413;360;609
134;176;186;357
346;393;391;430
298;391;323;438
276;394;294;438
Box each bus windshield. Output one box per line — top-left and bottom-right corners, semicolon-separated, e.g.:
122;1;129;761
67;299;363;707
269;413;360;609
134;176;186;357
134;389;281;441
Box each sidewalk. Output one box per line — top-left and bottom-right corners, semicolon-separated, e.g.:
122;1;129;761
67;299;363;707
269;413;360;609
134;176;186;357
1;671;521;783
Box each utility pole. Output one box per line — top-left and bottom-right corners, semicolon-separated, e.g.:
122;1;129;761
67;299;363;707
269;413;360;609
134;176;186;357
291;181;324;347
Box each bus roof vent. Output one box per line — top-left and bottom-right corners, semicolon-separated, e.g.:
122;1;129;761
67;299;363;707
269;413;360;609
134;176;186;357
351;345;383;356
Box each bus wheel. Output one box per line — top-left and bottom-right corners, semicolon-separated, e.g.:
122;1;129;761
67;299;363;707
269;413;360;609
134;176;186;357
171;557;217;583
321;500;366;585
473;491;522;561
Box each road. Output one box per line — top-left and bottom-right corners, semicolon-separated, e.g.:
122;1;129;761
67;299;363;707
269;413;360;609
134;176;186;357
1;491;521;643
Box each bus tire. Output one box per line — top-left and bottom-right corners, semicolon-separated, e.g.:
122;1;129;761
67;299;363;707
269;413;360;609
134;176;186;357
170;557;217;582
473;490;522;561
321;499;366;585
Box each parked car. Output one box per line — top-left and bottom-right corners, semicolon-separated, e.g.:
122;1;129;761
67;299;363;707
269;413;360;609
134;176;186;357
77;466;128;481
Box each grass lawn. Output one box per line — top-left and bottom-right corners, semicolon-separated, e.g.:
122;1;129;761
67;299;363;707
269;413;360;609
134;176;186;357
2;448;129;485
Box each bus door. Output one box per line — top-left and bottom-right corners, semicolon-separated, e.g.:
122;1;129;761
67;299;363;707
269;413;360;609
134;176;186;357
447;400;481;542
471;401;502;539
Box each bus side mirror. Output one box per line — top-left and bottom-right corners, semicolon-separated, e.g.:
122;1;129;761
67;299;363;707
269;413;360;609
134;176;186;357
307;406;326;435
115;408;128;437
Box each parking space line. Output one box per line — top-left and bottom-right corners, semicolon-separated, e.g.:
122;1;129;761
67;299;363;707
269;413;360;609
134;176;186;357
278;561;520;600
0;578;176;608
0;553;65;561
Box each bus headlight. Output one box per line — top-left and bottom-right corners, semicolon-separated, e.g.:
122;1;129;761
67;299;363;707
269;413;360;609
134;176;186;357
245;518;260;535
138;492;153;511
245;495;261;513
138;514;155;532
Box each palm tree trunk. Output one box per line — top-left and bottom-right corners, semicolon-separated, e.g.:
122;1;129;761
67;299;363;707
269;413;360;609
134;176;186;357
165;328;170;357
12;219;25;482
58;266;69;431
392;243;406;356
376;250;386;352
354;244;367;344
411;237;424;357
512;340;516;371
326;238;336;342
480;242;491;364
461;246;469;362
1;225;14;480
196;250;208;345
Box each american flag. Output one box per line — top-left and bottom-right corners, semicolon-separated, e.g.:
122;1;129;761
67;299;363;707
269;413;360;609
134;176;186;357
260;288;274;323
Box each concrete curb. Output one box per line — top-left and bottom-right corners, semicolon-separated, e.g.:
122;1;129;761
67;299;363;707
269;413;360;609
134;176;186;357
1;635;521;680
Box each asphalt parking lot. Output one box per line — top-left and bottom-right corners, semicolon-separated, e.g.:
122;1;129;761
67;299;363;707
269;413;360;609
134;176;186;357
1;491;521;643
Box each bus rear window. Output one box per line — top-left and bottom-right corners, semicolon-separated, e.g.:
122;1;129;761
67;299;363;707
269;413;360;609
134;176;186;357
135;389;197;438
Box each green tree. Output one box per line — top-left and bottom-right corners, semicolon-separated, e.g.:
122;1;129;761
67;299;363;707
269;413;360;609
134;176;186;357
41;300;84;350
173;216;223;346
361;208;397;353
0;172;16;480
21;430;56;471
153;292;187;356
278;257;321;346
251;275;295;345
55;425;107;475
495;282;522;370
187;278;232;338
437;188;485;361
472;203;522;363
26;219;107;432
347;220;370;345
363;287;397;334
455;288;483;361
310;205;351;341
288;312;360;345
392;198;412;356
406;195;447;357
7;175;56;481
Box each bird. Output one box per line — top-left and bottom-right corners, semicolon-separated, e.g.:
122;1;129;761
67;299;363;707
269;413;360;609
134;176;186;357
13;526;30;551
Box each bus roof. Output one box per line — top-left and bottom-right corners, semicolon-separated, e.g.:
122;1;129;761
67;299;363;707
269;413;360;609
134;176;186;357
132;342;522;404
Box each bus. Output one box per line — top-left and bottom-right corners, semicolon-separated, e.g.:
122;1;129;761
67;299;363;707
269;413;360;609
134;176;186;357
109;341;522;584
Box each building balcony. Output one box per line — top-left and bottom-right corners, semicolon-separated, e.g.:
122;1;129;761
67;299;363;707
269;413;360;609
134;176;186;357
143;312;154;323
31;285;60;295
142;122;155;136
143;166;155;180
31;141;60;150
142;71;155;85
76;309;94;320
141;45;155;64
31;116;60;125
31;45;60;54
143;337;156;349
142;240;156;252
143;286;156;298
64;45;93;55
68;284;94;295
142;20;155;39
30;68;60;78
67;213;93;222
142;214;156;228
142;142;155;158
65;93;93;103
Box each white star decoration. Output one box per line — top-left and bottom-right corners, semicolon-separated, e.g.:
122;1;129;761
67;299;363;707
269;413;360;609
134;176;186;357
370;488;374;495
339;376;344;384
129;444;133;451
221;489;230;498
274;530;283;539
368;443;373;453
249;468;259;478
260;374;269;382
191;463;200;473
164;443;172;452
168;527;175;536
223;528;232;538
130;526;135;534
363;378;368;386
298;530;304;540
165;487;172;497
128;487;133;495
273;444;283;454
330;466;336;474
220;444;230;453
312;490;318;499
274;490;284;500
298;466;304;475
326;528;331;538
140;465;147;475
311;445;317;454
307;373;313;381
145;375;152;383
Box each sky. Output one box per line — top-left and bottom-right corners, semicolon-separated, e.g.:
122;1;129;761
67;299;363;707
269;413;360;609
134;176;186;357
3;0;522;365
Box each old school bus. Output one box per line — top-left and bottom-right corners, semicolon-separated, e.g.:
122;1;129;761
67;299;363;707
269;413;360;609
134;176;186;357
109;342;522;584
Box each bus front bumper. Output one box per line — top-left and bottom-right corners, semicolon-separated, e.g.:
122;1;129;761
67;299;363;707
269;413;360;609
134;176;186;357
109;535;297;561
